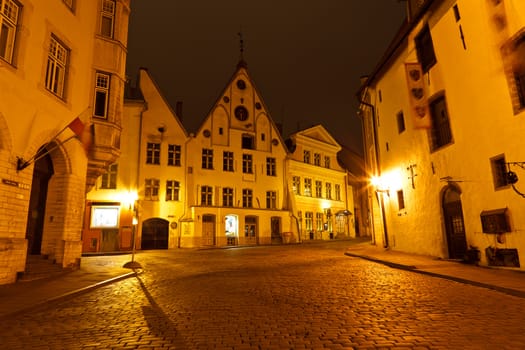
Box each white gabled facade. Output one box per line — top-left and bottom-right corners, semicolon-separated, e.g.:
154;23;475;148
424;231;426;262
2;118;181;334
359;0;525;269
0;0;130;284
286;125;355;241
183;61;292;247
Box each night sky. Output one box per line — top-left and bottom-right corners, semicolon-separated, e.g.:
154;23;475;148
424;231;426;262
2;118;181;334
125;1;407;155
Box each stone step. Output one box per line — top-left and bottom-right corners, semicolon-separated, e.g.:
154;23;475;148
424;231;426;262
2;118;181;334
18;255;72;282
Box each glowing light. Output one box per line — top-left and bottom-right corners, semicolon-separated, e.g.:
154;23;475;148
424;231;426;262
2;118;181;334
370;169;403;193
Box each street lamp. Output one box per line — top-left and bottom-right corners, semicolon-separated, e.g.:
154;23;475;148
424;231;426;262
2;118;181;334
123;191;142;270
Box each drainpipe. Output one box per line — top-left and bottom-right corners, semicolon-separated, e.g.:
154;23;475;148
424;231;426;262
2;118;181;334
359;98;389;248
177;133;193;248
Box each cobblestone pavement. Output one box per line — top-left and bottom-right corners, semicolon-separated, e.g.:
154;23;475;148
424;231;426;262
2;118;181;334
1;242;524;349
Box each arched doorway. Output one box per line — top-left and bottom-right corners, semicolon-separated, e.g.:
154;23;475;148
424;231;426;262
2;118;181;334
442;185;467;259
25;148;54;255
141;218;169;249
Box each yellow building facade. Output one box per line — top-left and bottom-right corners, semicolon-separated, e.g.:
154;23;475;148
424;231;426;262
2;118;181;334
0;0;130;284
359;0;525;269
86;61;358;251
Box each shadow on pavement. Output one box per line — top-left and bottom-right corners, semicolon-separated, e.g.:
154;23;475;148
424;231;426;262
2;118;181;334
136;275;188;348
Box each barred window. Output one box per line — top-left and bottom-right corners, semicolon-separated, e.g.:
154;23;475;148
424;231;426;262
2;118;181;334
429;95;453;151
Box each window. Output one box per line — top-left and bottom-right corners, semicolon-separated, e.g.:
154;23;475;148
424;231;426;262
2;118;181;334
429;95;453;151
168;144;181;166
415;24;436;73
304;178;312;197
292;176;300;195
316;213;323;231
305;212;313;232
242;134;254;149
324;156;330;169
506;34;525;112
266;157;276;176
480;208;510;233
314;153;321;166
201;186;213;206
491;155;509;189
202;148;213;169
325;183;332;199
397;111;406;133
101;0;115;38
166;180;180;201
242;154;253;174
266;191;277;209
335;184;341;201
145;178;159;200
100;163;117;189
0;0;19;63
94;72;110;119
146;142;160;164
315;181;322;198
223;187;233;207
242;189;253;208
303;150;310;163
223;151;234;171
45;36;69;98
397;190;405;210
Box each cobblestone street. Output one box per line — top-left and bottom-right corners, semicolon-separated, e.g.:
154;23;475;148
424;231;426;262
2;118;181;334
1;242;524;349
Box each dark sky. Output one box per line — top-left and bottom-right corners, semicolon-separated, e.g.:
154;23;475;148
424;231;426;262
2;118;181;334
126;1;407;155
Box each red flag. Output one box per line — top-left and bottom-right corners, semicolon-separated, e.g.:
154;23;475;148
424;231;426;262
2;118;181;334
68;117;92;153
405;62;431;129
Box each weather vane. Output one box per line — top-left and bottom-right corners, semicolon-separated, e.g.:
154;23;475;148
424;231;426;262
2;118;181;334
238;30;244;59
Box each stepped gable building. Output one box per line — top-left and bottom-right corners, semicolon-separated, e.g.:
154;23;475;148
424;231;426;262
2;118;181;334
358;0;525;268
0;0;130;284
84;59;360;252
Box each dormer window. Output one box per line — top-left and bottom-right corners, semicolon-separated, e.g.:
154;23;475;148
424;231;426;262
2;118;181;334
242;134;254;149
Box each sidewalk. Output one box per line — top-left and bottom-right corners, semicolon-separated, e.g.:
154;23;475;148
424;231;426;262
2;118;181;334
0;254;138;320
345;242;525;298
1;242;525;320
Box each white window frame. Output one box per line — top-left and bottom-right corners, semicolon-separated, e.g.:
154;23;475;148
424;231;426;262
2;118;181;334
45;36;68;98
101;0;115;38
94;72;110;118
0;0;19;64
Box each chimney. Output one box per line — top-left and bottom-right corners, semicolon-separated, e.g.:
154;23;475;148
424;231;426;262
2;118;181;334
176;101;183;121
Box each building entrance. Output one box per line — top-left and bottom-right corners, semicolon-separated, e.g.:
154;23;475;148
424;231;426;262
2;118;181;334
442;185;467;259
25;149;53;255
